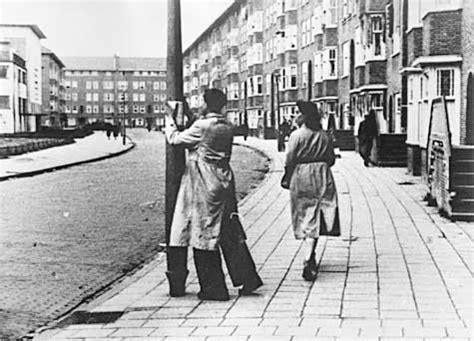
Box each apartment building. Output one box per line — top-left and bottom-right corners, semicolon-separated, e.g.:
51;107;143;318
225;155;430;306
0;24;46;132
61;55;167;128
182;0;472;164
0;42;28;134
41;46;65;128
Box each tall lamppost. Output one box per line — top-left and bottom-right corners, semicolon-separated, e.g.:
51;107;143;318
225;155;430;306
273;71;282;151
165;0;187;297
119;93;127;145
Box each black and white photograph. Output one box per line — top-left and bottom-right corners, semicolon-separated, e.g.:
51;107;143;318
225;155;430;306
0;0;472;340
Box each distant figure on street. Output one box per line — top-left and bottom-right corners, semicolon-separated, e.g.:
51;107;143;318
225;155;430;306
358;109;378;167
112;125;119;140
281;100;340;282
242;120;249;141
165;88;263;301
278;120;290;152
106;124;112;140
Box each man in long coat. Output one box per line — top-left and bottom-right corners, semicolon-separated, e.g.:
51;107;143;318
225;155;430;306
165;89;262;301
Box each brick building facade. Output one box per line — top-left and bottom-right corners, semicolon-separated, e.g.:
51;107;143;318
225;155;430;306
182;0;472;167
62;55;166;128
41;47;65;128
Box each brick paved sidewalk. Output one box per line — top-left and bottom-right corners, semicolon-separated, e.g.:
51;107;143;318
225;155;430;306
0;132;134;181
33;137;473;341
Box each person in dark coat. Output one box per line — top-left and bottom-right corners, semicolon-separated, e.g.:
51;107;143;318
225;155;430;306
165;89;263;301
358;109;378;166
106;124;112;140
112;125;119;140
278;120;290;152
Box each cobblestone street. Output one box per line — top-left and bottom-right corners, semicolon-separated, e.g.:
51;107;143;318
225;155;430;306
34;137;473;341
0;130;269;339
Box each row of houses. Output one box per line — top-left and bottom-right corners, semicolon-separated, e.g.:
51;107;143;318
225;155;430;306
0;24;167;134
181;0;473;220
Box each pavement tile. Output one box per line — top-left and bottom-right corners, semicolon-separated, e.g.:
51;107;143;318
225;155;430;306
316;327;360;337
232;326;277;336
220;318;262;326
207;337;248;341
403;326;447;338
150;327;195;337
274;326;318;336
445;327;472;338
141;318;184;328
191;326;236;336
248;336;292;341
102;319;145;328
109;327;156;337
359;326;403;337
69;328;117;338
259;318;301;326
181;318;223;327
120;310;156;320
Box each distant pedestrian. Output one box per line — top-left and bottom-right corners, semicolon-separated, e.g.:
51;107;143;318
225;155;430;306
112;125;119;140
165;89;263;301
358;109;378;167
106;125;112;140
242;119;249;141
278;120;290;152
281;100;340;282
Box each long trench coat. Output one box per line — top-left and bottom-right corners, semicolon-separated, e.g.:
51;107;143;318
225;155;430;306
165;113;246;251
285;125;340;239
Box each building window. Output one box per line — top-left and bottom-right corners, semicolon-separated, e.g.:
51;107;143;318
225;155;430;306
314;52;323;83
65;105;71;113
65;80;71;88
72;105;78;113
86;105;92;113
140;105;146;113
139;81;146;90
92;81;99;89
0;66;8;78
65;93;72;100
117;81;128;90
342;41;350;77
133;81;139;90
153;104;160;113
256;76;263;95
72;81;78;88
160;93;167;101
86;93;92;102
153;94;160;102
133;105;139;113
290;65;297;88
93;105;99;113
139;93;146;102
371;16;384;56
93;93;99;102
133;93;139;102
160;81;166;90
153;81;160;90
104;93;114;101
0;96;10;109
72;93;78;101
103;81;114;89
437;69;455;97
86;81;92;89
301;61;308;88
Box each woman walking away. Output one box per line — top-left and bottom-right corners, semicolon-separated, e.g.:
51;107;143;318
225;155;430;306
281;100;340;281
165;89;263;301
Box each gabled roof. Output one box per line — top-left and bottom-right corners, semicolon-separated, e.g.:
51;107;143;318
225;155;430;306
0;24;47;39
61;56;166;71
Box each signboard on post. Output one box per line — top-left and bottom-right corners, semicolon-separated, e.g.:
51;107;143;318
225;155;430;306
426;97;452;215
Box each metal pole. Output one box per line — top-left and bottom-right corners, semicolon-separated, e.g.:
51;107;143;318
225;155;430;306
122;96;126;145
166;0;185;244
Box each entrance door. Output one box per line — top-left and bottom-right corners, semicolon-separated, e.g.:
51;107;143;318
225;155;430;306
467;73;474;144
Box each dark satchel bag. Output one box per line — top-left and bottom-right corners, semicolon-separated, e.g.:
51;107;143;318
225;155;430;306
280;166;294;189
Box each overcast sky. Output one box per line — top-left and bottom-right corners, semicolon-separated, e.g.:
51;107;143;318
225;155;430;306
0;0;234;58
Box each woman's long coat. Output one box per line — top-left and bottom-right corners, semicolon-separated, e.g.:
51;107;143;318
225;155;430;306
165;113;246;250
285;126;340;239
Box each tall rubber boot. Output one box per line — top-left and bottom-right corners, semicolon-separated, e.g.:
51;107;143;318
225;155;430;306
166;246;188;297
193;248;229;301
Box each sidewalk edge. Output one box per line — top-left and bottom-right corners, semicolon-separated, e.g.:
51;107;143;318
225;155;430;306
0;142;136;182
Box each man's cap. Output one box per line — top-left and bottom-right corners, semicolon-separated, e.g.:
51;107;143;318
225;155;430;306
204;88;227;109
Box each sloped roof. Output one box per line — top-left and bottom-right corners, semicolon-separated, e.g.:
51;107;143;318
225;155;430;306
41;46;65;68
0;24;47;39
61;56;166;71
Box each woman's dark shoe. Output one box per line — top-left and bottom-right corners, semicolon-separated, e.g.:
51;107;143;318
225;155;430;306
197;290;230;301
302;259;318;281
238;276;263;296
